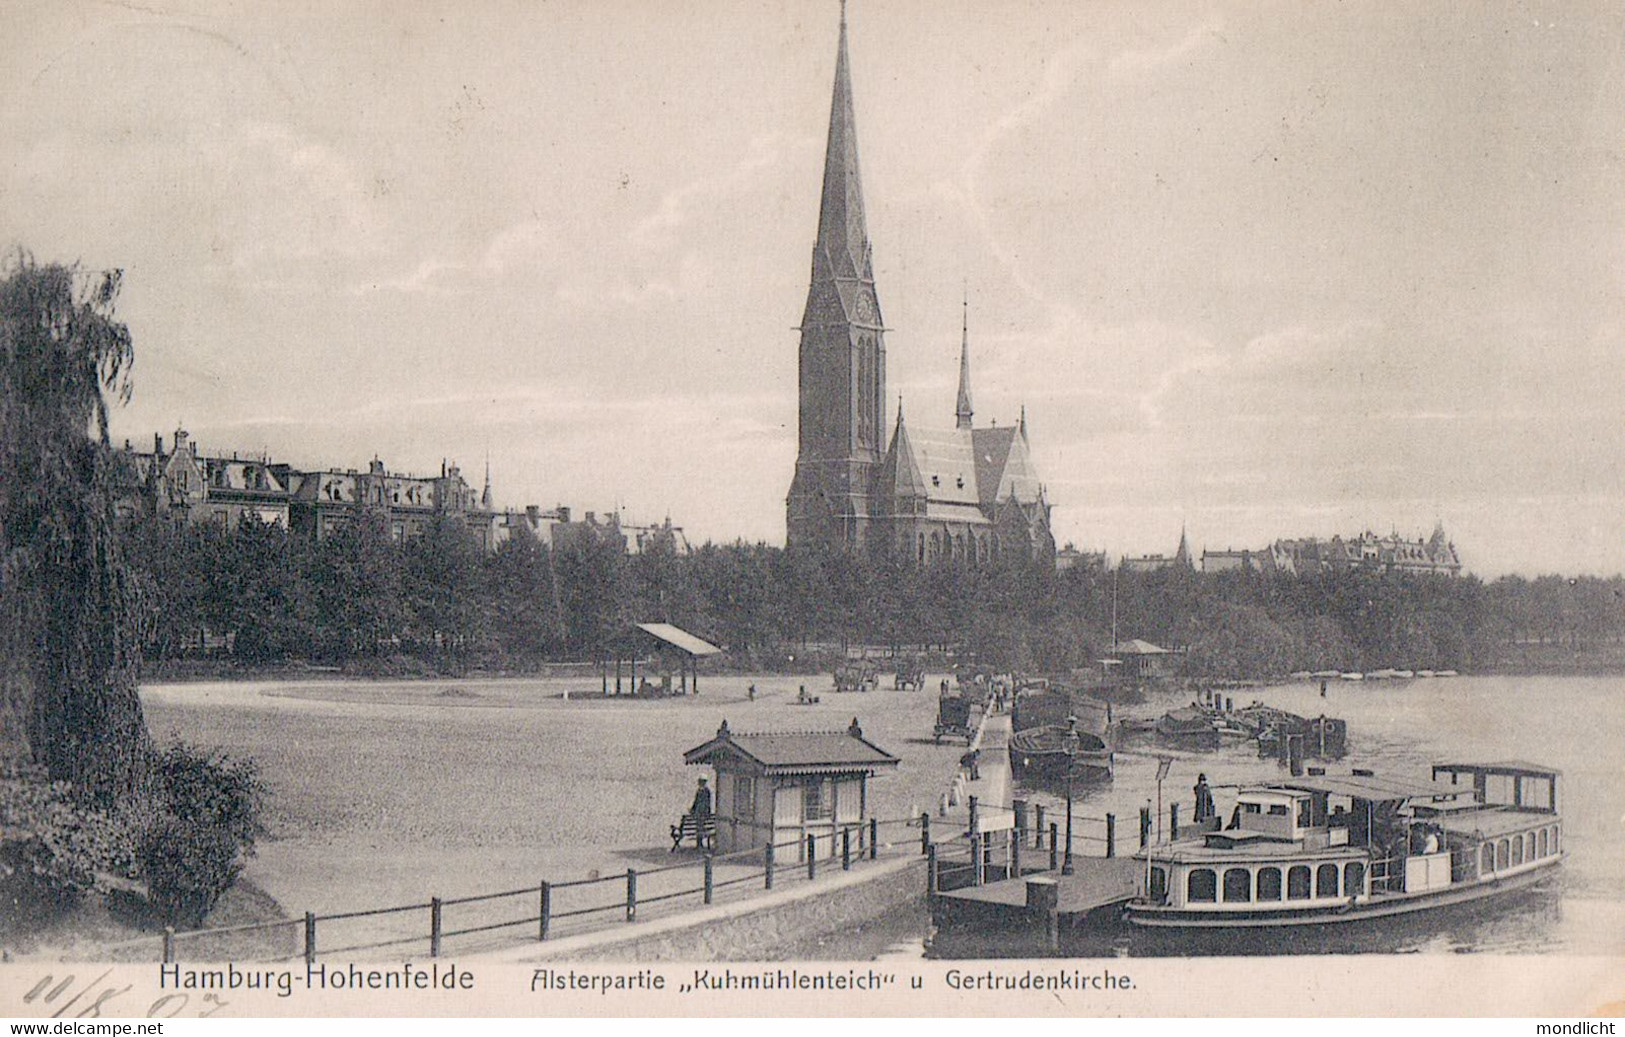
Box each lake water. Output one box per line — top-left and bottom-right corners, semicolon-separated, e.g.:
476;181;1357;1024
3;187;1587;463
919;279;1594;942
928;673;1625;958
142;673;1622;959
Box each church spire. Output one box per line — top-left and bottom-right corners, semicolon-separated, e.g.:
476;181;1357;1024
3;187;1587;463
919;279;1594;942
956;292;974;430
811;1;871;285
1019;403;1028;440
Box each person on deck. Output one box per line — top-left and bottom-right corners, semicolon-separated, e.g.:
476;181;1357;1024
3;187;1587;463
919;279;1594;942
1194;773;1216;822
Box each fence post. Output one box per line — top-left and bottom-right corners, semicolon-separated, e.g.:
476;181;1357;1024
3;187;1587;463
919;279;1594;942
842;827;852;871
926;842;939;894
1170;803;1180;841
1035;805;1046;848
430;898;442;958
539;882;551;941
968;794;979;838
625;869;637;922
765;840;775;890
162;926;175;964
807;834;817;880
1011;826;1022;877
1049;822;1059;871
304;911;316;964
920;812;931;854
1106;813;1117;859
703;856;715;905
1014;798;1028;847
1140;806;1151;849
869;817;879;859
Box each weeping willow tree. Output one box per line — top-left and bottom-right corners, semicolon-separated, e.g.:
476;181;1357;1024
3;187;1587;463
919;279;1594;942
0;252;150;803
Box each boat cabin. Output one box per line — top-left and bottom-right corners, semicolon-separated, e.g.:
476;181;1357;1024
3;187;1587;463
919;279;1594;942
682;718;899;860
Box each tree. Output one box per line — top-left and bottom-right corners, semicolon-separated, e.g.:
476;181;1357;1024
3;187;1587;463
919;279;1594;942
0;255;148;802
483;526;564;658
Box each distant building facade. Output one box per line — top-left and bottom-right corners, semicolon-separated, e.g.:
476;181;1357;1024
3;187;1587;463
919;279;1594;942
1267;524;1462;576
784;10;1054;568
116;428;686;557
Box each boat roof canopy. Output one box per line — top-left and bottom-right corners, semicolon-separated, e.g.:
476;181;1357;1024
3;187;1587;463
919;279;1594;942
1271;774;1451;803
1431;760;1562;779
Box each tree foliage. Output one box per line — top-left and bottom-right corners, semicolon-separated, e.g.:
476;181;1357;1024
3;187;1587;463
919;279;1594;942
1;254;148;802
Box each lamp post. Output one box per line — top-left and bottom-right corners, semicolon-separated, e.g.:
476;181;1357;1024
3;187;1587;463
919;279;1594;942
1062;714;1078;876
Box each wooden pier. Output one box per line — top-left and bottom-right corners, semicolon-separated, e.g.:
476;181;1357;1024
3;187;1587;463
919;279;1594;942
925;708;1141;949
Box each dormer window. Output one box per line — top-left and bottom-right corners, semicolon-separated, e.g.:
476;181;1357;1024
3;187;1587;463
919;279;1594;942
956;475;964;489
931;475;940;487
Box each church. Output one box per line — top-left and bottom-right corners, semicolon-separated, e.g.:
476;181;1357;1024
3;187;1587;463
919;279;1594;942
785;8;1055;567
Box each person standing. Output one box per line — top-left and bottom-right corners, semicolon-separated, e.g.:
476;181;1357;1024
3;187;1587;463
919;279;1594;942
1193;773;1215;823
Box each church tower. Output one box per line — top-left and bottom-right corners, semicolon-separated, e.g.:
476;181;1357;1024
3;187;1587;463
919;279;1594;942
786;4;887;552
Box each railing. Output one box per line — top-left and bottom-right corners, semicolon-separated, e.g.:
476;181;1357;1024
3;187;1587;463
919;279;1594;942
95;814;934;963
927;806;1121;894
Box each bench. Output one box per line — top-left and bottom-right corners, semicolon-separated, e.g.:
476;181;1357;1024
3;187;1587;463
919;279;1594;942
670;812;717;852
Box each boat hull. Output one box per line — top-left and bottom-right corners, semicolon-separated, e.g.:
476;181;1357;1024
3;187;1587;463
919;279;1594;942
1125;856;1560;929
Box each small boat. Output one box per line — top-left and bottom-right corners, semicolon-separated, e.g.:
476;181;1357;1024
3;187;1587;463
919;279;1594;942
1156;706;1220;751
1339;672;1365;681
1435;670;1459;678
1009;713;1114;785
1128;760;1563;930
1415;670;1436;678
1311;670;1342;679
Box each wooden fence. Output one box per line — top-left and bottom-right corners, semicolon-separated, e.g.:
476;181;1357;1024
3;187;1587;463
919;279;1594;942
99;814;937;963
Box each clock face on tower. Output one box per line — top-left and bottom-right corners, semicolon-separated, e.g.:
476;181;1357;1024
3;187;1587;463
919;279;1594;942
854;291;877;325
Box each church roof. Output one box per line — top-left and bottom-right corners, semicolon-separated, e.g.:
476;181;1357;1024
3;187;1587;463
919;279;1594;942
875;408;928;499
902;425;982;507
971;426;1044;507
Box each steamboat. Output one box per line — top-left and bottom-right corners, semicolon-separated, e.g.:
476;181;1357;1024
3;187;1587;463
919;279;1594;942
1127;760;1562;928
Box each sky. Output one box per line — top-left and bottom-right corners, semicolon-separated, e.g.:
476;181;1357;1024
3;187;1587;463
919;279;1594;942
3;0;1621;576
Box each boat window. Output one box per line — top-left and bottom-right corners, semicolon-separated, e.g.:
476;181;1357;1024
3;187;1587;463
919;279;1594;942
1223;868;1252;903
1344;861;1365;897
1149;866;1168;903
1256;867;1283;901
1512;837;1524;867
1188;868;1217;903
1297;800;1313;827
1315;863;1339;898
1481;843;1495;874
1267;805;1288;816
1496;839;1509;869
1526;832;1537;861
1288;865;1312;900
1551;826;1560;855
1241;803;1262;814
1538;829;1548;857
